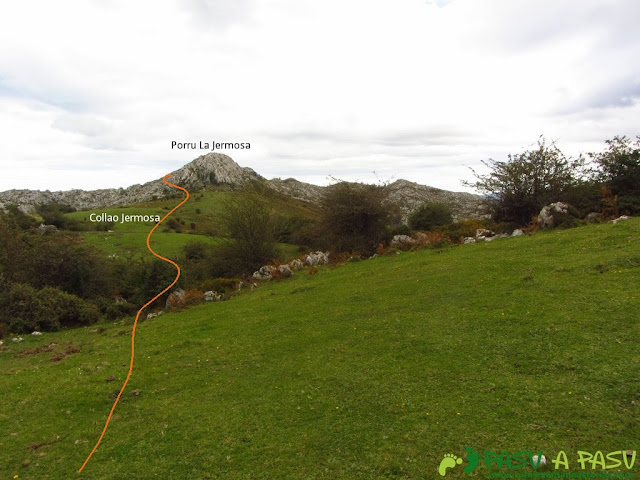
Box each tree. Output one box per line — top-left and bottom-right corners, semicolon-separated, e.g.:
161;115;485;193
590;135;640;215
319;181;394;254
464;137;585;226
409;202;453;230
214;191;278;276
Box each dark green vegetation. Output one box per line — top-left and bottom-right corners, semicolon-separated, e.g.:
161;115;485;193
408;202;453;231
1;219;638;478
0;187;318;334
318;181;398;255
465;134;640;225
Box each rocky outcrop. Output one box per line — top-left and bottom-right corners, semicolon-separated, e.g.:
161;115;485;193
0;153;262;211
267;178;324;204
0;154;484;222
386;179;485;221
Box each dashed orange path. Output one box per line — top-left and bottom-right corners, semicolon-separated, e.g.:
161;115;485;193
79;174;189;473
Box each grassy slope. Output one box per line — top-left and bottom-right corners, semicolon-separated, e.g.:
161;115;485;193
66;189;317;260
1;219;639;479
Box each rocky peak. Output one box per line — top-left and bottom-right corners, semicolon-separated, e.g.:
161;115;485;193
171;153;264;190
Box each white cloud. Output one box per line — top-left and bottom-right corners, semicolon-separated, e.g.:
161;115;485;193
1;0;638;193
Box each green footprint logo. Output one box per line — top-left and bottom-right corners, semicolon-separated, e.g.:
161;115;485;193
438;453;463;476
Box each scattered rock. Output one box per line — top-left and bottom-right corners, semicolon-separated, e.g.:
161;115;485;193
204;290;222;301
511;229;524;237
538;202;570;229
610;215;631;224
166;288;186;308
475;229;495;241
305;251;329;266
130;389;142;397
278;264;293;278
463;237;476;244
31;331;43;336
12;337;24;343
37;223;58;234
253;265;275;281
289;258;304;271
146;311;164;319
391;234;416;245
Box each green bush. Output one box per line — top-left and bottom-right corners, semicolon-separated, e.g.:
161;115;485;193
319;181;395;255
408;202;453;231
0;283;100;333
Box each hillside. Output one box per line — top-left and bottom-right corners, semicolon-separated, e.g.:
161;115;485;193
0;153;483;220
1;219;638;478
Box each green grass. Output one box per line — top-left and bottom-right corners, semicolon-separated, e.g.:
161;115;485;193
66;189;317;260
1;219;639;479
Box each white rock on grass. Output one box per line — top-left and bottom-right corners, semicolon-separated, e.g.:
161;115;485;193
31;331;43;335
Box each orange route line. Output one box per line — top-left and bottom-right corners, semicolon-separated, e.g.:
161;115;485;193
79;174;189;473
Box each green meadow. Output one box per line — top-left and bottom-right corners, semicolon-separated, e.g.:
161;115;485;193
65;189;318;259
1;219;639;479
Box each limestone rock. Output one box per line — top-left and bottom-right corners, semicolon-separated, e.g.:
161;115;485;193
289;259;304;271
204;291;222;301
391;234;416;245
511;229;524;237
253;265;276;281
166;288;186;308
278;264;293;278
538;202;569;229
463;237;476;244
305;251;329;266
610;215;631;224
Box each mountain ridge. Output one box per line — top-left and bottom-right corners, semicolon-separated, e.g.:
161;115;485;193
0;153;484;219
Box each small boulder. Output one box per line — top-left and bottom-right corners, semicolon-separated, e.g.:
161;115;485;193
463;237;476;244
253;265;275;281
12;337;24;343
538;202;571;229
391;234;416;246
289;258;304;271
511;229;524;237
166;288;186;308
31;331;43;336
204;290;222;301
475;229;495;241
278;264;293;278
610;215;631;224
305;251;329;266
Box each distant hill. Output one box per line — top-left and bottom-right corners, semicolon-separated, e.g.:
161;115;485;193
0;153;484;219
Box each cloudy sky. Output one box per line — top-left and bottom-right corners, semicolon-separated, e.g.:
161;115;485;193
1;0;639;193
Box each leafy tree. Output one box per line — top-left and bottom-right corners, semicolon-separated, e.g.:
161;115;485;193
464;136;585;226
590;135;640;215
409;202;453;230
319;181;394;254
213;191;278;276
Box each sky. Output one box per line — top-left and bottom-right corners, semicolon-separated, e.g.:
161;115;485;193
1;0;639;193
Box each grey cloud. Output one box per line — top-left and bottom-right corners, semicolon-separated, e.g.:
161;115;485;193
556;76;640;114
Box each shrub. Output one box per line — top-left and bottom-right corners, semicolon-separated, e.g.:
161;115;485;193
213;192;279;276
0;283;99;333
590;135;640;215
319;181;395;255
409;202;453;231
464;136;586;226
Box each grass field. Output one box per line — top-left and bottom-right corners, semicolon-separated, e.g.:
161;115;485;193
66;188;317;260
1;219;639;479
